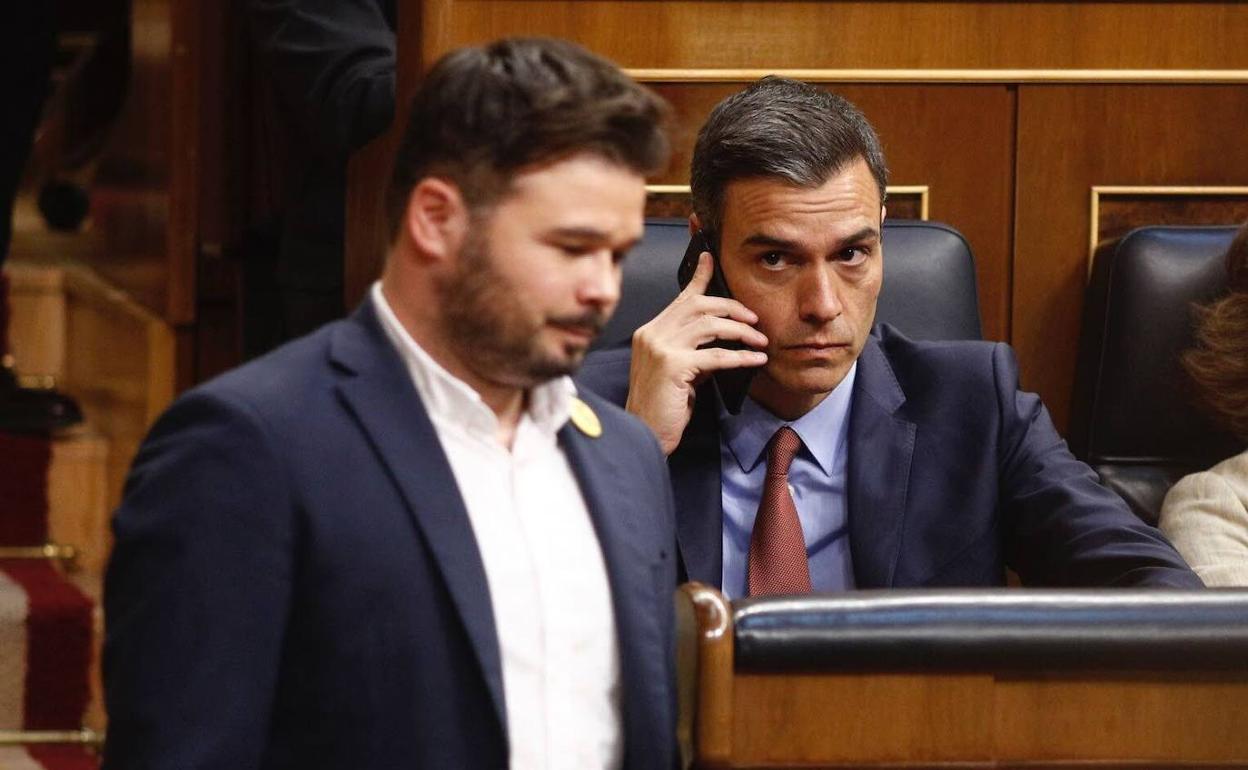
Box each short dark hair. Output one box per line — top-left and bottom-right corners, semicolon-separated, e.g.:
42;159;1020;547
690;76;888;244
385;37;670;237
1183;222;1248;440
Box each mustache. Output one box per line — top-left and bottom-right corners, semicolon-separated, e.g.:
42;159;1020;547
549;310;608;334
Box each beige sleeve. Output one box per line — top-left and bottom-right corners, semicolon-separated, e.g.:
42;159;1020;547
1159;468;1248;587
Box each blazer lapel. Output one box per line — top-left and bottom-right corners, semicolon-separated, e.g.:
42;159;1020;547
847;336;917;587
668;386;724;587
329;302;507;733
560;418;666;767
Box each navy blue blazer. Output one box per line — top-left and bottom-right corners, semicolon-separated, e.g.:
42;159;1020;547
576;325;1200;589
103;300;678;770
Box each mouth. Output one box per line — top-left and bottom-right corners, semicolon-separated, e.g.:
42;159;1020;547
784;341;851;351
548;322;600;344
782;341;852;359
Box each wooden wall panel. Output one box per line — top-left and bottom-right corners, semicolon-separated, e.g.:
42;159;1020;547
1013;85;1248;429
410;1;1248;70
344;0;1248;434
1093;188;1248;258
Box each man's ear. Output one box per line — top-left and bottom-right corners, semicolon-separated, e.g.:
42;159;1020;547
881;204;887;225
688;212;701;236
402;177;469;263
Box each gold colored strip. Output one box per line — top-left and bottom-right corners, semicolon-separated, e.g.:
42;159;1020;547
1088;185;1248;275
646;184;691;195
0;728;103;747
15;374;57;390
627;68;1248;84
648;184;928;219
0;543;79;564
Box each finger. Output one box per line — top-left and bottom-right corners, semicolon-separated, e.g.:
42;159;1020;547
683;315;769;350
678;251;715;298
690;347;769;373
684;294;759;325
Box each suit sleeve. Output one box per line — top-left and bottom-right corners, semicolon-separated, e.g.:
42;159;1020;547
249;0;395;155
991;344;1203;587
102;390;295;769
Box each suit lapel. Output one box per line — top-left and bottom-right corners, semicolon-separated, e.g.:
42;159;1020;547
668;386;724;586
847;336;917;587
329;302;507;733
560;416;665;767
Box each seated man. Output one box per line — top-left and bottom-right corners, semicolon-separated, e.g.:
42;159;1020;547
104;38;678;769
577;76;1199;596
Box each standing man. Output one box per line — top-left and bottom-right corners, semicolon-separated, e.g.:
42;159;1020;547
578;76;1200;596
104;38;677;769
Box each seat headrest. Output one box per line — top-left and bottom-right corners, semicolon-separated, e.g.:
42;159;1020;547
592;218;981;351
1072;226;1245;468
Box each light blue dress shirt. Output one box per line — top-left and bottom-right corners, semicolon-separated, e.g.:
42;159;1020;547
718;363;857;598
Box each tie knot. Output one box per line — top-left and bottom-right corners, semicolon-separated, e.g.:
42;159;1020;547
766;426;802;476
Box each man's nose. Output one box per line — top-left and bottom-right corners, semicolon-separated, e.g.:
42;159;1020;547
577;250;622;310
798;265;844;323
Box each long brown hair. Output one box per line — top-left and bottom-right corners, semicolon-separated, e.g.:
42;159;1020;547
1184;222;1248;440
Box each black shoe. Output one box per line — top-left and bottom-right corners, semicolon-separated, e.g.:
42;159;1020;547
0;359;83;435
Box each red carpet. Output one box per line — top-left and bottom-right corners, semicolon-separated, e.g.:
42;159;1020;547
0;746;99;769
0;428;97;768
0;560;92;731
0;432;50;546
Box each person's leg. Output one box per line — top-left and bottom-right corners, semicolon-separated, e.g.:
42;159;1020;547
0;3;58;359
0;3;82;433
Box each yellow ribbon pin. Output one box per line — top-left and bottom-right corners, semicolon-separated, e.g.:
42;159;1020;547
570;397;602;438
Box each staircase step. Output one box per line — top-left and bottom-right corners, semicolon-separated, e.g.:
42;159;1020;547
6;259;173;563
0;560;92;732
0;745;99;770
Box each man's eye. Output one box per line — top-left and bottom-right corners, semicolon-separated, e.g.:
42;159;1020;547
760;252;786;269
838;247;869;264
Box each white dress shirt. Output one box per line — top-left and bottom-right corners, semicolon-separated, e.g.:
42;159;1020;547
372;284;623;769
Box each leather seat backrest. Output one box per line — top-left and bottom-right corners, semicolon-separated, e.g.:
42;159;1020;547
1071;225;1246;523
593;218;981;351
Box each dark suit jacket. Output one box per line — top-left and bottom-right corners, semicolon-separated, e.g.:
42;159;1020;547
103;300;679;769
576;324;1200;589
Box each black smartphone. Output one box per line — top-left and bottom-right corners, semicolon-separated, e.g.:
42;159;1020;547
676;230;759;415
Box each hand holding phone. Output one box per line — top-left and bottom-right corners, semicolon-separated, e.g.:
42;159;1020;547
676;231;760;415
624;231;768;454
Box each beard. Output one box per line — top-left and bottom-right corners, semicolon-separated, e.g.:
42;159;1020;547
436;231;608;388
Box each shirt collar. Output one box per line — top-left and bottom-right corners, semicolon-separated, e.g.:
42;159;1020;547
719;361;857;476
370;282;575;438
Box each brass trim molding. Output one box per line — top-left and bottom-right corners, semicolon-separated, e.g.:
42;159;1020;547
1088;185;1248;273
628;68;1248;84
646;184;692;196
0;542;79;565
0;728;103;747
887;185;930;220
647;184;929;220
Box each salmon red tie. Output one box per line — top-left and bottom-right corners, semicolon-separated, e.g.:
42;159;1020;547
747;426;812;596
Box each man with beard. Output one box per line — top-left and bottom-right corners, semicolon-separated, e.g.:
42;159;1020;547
103;38;678;770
